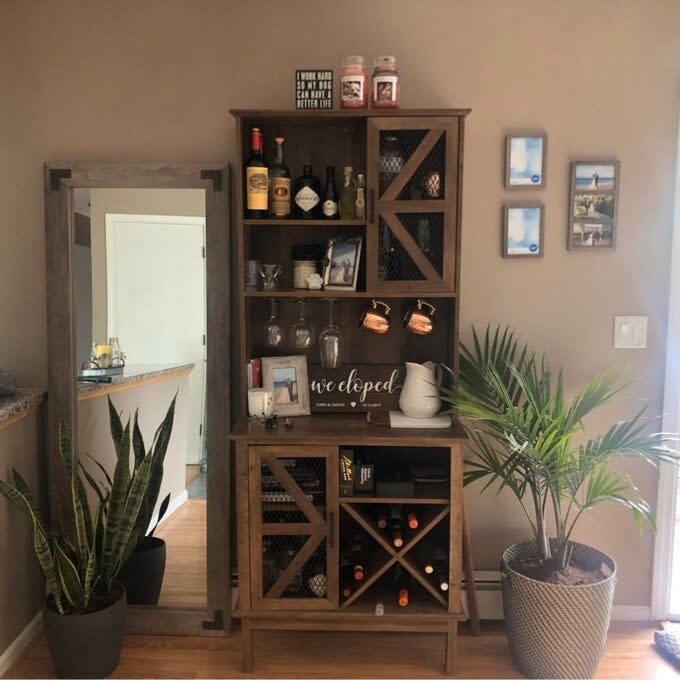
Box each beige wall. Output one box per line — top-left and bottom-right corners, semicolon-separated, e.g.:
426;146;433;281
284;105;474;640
88;188;205;341
0;414;45;656
77;375;190;522
1;0;679;606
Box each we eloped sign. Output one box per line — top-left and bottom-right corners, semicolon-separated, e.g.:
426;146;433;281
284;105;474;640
295;70;333;109
309;365;403;413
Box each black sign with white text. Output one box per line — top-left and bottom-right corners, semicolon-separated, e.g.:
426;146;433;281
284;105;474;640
295;70;333;109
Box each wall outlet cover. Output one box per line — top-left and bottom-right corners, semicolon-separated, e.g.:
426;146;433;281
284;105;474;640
614;315;647;349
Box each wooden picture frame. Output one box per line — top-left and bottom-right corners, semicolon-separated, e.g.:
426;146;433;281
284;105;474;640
323;237;362;290
262;355;311;416
505;133;547;189
502;204;544;258
568;160;619;250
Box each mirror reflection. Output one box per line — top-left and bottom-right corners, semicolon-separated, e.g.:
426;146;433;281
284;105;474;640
72;188;207;609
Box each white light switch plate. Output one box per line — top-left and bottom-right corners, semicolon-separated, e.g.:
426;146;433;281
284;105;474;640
614;315;647;349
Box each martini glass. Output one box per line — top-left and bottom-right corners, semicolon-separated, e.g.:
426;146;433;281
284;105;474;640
319;299;343;368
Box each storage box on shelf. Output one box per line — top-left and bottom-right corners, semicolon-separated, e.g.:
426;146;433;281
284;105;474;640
230;109;472;675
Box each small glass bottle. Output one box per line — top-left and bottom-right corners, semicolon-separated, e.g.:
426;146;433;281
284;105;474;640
339;166;357;220
372;56;400;109
108;337;122;366
355;174;366;220
340;56;368;109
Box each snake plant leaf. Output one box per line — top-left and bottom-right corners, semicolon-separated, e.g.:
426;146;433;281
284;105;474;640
83;452;113;488
55;541;84;611
132;409;145;473
107;395;124;447
78;461;105;503
71;472;90;576
148;493;171;538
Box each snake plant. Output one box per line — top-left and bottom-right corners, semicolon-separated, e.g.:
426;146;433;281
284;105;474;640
440;325;679;578
0;395;175;614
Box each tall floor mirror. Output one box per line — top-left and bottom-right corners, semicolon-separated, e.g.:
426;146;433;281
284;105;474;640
44;163;231;634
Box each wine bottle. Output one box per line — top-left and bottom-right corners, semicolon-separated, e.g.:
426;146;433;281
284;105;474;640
435;559;449;592
269;136;291;218
407;511;419;530
338;166;357;220
322;166;339;219
376;506;389;530
346;533;369;581
245;127;268;219
393;565;409;608
293;165;321;219
355;173;366;220
389;505;405;548
340;557;354;598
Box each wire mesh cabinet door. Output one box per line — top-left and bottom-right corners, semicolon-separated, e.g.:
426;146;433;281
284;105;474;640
366;117;460;293
248;445;339;610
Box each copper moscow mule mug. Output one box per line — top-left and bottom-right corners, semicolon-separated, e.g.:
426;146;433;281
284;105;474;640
359;299;391;335
403;299;436;336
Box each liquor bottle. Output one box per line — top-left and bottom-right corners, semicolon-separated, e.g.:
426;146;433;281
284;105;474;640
322;166;339;219
346;533;369;581
245;127;268;219
293;165;321;219
269;136;291;218
388;505;405;548
338;166;357;220
355;173;366;220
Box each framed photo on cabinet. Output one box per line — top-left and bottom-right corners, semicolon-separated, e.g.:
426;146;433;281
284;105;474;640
503;204;544;258
505;133;547;189
261;355;311;417
568;160;619;250
323;237;362;290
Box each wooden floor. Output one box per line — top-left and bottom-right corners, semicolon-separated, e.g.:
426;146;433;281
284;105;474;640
5;621;677;678
154;499;207;608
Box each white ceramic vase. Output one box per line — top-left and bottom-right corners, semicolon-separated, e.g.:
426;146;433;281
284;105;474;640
398;361;442;418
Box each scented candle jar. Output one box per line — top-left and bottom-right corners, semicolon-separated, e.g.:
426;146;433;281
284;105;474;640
340;56;368;109
372;56;400;109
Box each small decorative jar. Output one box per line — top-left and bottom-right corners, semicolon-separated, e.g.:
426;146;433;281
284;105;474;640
372;56;400;109
340;56;368;109
294;260;317;289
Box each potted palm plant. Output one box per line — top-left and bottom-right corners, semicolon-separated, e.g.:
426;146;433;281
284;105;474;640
440;325;678;679
0;397;176;679
115;395;176;605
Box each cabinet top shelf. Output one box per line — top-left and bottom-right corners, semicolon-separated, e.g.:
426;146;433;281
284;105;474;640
229;108;471;120
230;414;466;445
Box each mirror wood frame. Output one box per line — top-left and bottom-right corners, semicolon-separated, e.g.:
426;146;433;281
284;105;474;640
43;162;232;635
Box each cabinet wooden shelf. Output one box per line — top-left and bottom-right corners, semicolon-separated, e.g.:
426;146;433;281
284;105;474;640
230;109;472;676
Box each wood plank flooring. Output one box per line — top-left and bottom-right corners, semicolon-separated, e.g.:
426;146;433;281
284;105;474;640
5;622;677;678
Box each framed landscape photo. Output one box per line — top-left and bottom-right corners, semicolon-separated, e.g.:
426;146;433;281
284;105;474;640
261;355;310;417
323;237;362;290
568;160;619;250
503;204;544;258
505;133;547;189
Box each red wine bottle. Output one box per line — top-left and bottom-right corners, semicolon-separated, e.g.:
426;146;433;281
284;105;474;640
346;533;369;581
340;557;354;598
407;511;419;530
389;505;405;548
393;566;410;608
245;127;268;219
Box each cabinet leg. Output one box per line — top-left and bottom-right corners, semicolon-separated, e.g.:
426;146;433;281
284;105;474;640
241;619;254;673
445;621;458;676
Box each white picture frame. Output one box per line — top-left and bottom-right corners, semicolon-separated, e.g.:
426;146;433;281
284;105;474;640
505;133;547;189
261;355;310;417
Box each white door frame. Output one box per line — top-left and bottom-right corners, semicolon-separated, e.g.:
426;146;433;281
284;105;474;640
651;111;680;621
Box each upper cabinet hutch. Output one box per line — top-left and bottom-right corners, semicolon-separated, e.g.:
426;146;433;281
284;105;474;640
229;109;474;675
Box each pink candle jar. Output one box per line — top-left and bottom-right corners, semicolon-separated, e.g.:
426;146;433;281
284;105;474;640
340;56;368;109
372;56;400;109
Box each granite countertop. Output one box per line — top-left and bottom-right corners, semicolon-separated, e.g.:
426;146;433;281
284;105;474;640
76;363;194;400
0;387;47;430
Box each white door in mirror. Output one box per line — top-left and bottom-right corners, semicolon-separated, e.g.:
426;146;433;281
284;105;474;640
614;315;647;349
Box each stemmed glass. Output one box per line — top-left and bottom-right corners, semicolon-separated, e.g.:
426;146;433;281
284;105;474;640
264;299;285;350
289;299;316;352
319;299;343;368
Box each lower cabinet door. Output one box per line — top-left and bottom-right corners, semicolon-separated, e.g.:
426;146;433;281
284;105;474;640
248;445;339;610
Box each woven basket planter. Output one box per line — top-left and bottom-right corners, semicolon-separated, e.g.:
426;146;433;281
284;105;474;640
501;539;617;679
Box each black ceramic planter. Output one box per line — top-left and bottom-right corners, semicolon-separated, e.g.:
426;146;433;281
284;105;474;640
44;583;126;679
118;537;167;605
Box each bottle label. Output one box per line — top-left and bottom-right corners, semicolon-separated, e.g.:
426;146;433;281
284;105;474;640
322;199;338;217
270;177;291;216
246;167;268;210
341;75;365;104
295;185;320;212
373;75;398;103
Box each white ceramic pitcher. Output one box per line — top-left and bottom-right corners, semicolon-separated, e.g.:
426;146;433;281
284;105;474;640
398;361;442;419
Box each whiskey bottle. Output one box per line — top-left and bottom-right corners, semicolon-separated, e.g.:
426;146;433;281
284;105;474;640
245;127;268;219
293;165;321;219
269;136;291;218
322;166;339;219
338;166;357;220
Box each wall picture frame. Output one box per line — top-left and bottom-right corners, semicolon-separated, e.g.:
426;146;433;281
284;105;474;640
261;355;311;416
505;133;547;189
503;204;544;258
323;237;362;290
568;160;619;250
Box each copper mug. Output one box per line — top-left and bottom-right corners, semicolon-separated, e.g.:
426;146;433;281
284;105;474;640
403;299;436;336
359;299;391;335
